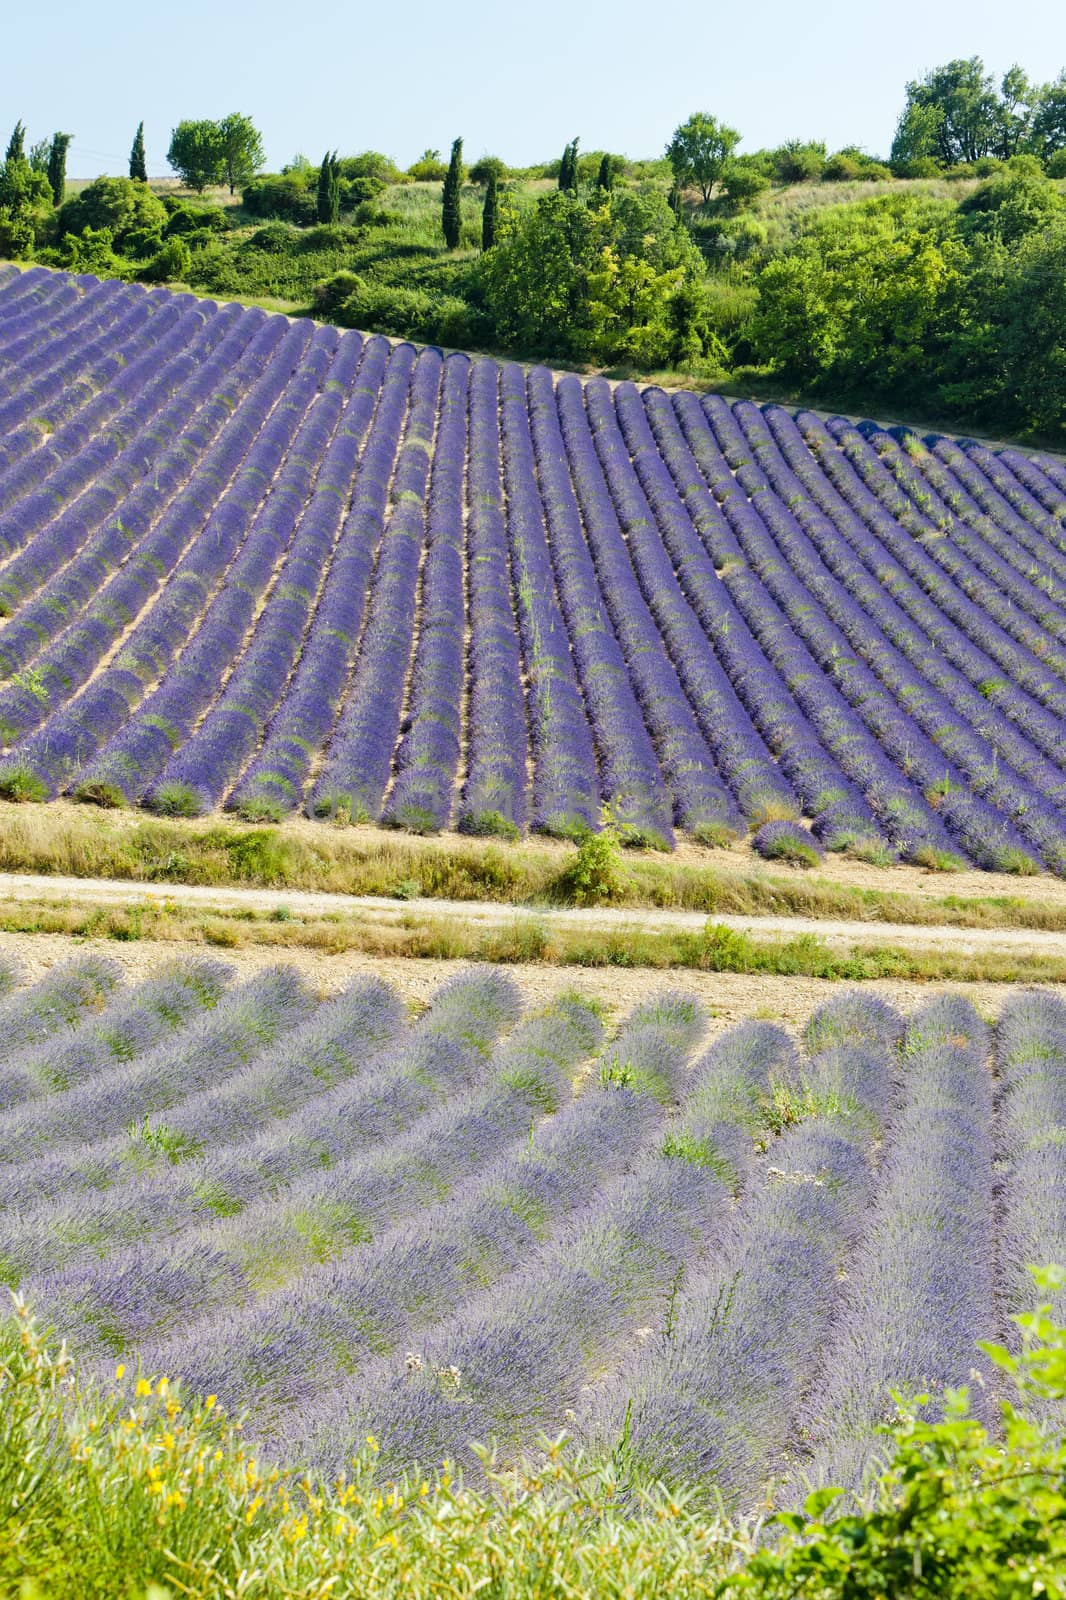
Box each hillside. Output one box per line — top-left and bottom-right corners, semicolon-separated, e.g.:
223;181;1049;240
3;266;1066;878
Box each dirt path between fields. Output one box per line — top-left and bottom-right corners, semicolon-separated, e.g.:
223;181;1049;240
4;870;1066;962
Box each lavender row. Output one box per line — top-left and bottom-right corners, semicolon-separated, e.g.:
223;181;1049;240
585;376;790;836
0;302;245;648
996;990;1066;1329
798;996;996;1493
0;282;160;442
24;978;564;1356
560;376;742;851
853;425;1066;662
0;302;244;671
641;393;885;854
0;269;87;353
721;401;1064;871
309;348;444;821
160;997;694;1435
0;971;517;1283
743;406;1066;819
763;407;1066;774
502;365;605;837
382;353;470;832
588;993;901;1506
456;359;529;837
283;1002;726;1475
17;319;322;802
810;416;1066;716
231;342;412;821
0;958;229;1116
0;956;116;1070
142;328;368;814
0;293;216;559
672;396;961;863
0;966;314;1178
526;366;678;840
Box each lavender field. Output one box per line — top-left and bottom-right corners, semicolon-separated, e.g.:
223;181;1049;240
3;264;1066;872
0;952;1061;1504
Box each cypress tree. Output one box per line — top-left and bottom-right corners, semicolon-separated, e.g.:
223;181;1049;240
596;152;614;192
46;132;72;206
481;170;498;251
5;121;25;165
558;137;579;191
129;122;147;182
316;150;337;223
667;181;683;219
441;136;463;249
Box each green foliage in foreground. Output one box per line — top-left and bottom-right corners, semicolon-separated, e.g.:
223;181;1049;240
1;1271;1064;1597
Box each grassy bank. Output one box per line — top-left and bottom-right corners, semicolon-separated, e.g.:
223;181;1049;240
3;804;1066;934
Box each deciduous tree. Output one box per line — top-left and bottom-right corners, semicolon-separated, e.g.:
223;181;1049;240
666;113;740;204
167;120;225;192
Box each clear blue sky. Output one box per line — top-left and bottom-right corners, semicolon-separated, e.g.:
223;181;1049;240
8;0;1065;178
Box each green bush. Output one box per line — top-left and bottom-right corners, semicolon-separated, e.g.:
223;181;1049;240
58;176;167;249
241;172;317;225
164;204;227;237
140;236;192;283
247;221;299;253
1048;148;1066;178
341;175;386;205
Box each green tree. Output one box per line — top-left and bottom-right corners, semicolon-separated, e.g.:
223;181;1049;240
558;137;579;191
890;100;945;169
996;65;1037;157
894;58;1001;166
1032;71;1066;161
748;192;963;397
0;155;51;257
441;136;463;249
27;139;49;174
316;150;340;224
5;122;25;165
718;157;769;209
167;120;224;192
666;112;740;203
469;154;505;187
596;152;614;192
217;112;264;195
479;187;708;366
46;132;72;207
481;170;498;251
129;121;147;182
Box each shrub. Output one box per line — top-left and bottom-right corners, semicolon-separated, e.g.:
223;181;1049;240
164;204;227;237
555;827;623;905
1048;149;1066;179
246;221;298;253
58;176;167;248
140;237;192;283
241;173;317;225
341;175;386;205
752;820;825;868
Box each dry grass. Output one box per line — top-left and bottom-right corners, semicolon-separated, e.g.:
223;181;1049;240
3;887;1065;986
4;801;1066;934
